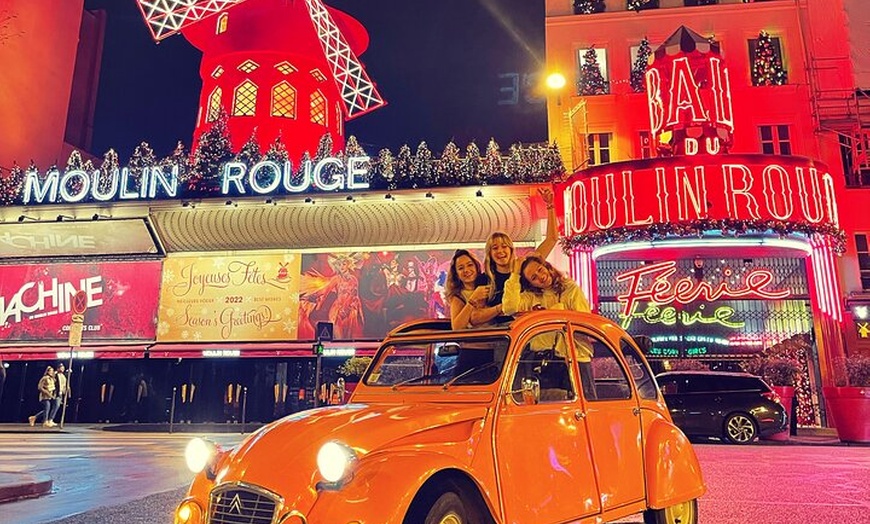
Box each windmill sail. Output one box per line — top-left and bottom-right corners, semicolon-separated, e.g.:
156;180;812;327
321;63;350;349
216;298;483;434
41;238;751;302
136;0;251;41
303;0;387;119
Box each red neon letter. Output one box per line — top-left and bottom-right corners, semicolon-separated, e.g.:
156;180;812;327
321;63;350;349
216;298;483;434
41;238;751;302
666;58;707;128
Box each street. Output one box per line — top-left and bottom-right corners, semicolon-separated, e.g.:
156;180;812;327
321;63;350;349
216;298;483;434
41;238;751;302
0;427;868;523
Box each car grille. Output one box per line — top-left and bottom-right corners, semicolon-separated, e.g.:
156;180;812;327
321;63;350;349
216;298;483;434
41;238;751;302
209;486;278;524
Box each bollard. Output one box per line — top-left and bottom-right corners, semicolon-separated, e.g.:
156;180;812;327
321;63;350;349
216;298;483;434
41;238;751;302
241;387;248;434
169;387;177;434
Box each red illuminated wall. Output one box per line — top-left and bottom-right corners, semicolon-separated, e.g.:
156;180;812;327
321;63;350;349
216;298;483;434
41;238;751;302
182;0;371;159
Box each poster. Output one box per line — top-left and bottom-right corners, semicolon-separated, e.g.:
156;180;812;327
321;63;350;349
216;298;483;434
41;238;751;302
0;261;160;342
158;253;300;342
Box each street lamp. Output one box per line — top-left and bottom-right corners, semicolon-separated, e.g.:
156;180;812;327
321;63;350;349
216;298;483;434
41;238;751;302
546;72;567;91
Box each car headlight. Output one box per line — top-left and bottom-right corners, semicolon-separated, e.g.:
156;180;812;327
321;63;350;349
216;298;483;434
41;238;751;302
185;437;218;474
174;499;204;524
316;441;357;483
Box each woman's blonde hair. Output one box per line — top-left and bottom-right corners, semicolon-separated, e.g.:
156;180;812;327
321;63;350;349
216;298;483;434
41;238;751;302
483;231;514;300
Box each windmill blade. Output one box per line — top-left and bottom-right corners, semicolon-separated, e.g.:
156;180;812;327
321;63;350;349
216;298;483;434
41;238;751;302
136;0;251;41
303;0;387;119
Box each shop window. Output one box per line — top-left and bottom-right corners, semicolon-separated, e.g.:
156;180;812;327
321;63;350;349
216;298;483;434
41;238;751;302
207;86;222;123
759;125;791;155
587;133;612;166
638;131;654;159
749;34;788;86
271;82;296;118
275;61;296;75
576;47;610;96
857;234;870;290
216;13;228;34
238;60;259;73
233;80;257;117
839;130;870;187
684;0;718;6
311;90;327;126
627;0;659;12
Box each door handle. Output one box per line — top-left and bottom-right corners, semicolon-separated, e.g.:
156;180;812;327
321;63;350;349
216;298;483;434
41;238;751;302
632;407;640;416
574;410;586;420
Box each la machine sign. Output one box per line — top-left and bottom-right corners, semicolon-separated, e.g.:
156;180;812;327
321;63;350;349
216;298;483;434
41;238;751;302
558;154;839;234
21;156;371;205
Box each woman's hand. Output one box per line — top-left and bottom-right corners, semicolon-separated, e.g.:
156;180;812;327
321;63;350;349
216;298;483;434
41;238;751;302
469;285;489;307
511;255;525;275
538;186;554;207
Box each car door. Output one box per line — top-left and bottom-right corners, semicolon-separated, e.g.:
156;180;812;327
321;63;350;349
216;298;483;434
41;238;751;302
572;328;646;512
659;374;695;433
495;325;600;523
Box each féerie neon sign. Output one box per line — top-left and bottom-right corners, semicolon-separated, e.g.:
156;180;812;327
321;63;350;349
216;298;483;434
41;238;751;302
616;261;792;330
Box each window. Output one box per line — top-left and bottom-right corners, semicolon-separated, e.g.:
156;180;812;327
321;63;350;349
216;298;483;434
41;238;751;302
275;61;296;75
216;13;228;34
627;0;659;11
684;0;718;6
512;330;575;403
237;60;259;73
620;339;657;400
840;130;870;187
310;68;327;83
210;66;224;79
857;234;870;290
587;133;612;165
638;131;654;159
206;86;222;123
271;82;296;118
575;332;631;401
311;90;327;126
233;80;258;116
759;125;791;155
576;47;609;96
749;34;788;86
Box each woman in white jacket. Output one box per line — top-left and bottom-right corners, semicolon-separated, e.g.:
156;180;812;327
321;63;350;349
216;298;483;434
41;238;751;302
501;254;590;315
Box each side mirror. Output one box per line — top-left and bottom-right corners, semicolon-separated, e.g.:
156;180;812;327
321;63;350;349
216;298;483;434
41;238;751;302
438;342;460;357
521;377;540;405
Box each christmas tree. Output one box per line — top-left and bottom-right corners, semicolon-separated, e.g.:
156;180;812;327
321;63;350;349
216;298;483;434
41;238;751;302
752;31;788;86
236;129;263;167
95;149;120;200
577;48;609;96
627;0;658;12
314;132;334;161
128;141;157;193
0;163;24;205
394;144;413;189
438;142;462;186
412;141;435;188
506;143;528;184
373;148;395;190
630;38;652;93
344;135;366;158
543;142;566;180
573;0;605;15
63;150;86;198
161;141;191;190
460;142;482;186
190;109;233;194
481;138;504;184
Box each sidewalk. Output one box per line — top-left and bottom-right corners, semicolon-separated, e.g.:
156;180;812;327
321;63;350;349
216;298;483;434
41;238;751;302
0;471;52;504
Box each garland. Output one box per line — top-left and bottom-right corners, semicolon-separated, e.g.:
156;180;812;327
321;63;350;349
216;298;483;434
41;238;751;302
560;218;846;254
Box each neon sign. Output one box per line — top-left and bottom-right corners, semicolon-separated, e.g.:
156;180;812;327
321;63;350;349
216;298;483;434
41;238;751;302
620;303;744;331
21;156;370;205
560;155;839;234
616;260;792;318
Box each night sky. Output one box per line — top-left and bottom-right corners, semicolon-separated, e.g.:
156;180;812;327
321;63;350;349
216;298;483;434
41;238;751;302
83;0;548;161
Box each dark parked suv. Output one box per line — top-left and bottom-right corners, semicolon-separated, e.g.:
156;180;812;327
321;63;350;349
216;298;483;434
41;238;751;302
656;371;788;444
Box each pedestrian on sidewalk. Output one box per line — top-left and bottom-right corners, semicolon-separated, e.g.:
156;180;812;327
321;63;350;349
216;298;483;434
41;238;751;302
28;366;57;428
51;363;70;424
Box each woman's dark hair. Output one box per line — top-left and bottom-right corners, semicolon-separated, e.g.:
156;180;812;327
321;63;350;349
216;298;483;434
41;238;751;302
519;254;566;295
445;249;483;300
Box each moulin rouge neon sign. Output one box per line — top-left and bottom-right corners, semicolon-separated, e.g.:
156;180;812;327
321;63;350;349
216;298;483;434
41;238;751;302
616;261;792;330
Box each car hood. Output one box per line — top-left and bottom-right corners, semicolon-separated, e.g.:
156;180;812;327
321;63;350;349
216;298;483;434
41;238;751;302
211;403;489;506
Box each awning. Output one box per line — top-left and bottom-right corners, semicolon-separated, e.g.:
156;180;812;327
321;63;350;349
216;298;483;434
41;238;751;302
0;344;149;361
147;341;381;359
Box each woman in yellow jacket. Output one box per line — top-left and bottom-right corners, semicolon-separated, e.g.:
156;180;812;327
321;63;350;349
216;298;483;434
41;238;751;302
501;254;590;315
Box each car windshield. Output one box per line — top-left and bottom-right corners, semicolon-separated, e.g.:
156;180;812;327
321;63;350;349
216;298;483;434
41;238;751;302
364;336;510;388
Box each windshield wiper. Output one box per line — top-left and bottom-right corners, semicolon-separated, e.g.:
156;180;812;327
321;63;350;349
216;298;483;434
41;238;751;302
442;362;498;390
391;372;445;390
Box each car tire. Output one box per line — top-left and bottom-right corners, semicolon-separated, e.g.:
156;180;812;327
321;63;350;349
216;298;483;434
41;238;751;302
423;492;468;524
643;498;699;524
723;412;758;444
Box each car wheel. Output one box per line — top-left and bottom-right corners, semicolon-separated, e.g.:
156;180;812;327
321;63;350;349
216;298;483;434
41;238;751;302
723;412;758;444
643;498;699;524
423;492;468;524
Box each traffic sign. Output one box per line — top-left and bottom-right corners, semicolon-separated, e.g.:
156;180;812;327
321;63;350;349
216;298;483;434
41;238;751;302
68;314;84;347
72;290;88;315
316;321;334;342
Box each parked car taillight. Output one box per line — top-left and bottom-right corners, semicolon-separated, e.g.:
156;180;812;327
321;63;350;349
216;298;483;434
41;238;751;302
762;391;781;404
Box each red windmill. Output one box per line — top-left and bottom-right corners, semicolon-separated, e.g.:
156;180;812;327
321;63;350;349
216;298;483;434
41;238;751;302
135;0;386;160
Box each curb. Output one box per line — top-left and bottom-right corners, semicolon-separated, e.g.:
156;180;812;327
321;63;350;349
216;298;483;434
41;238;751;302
0;472;53;504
